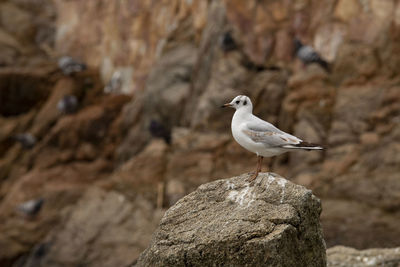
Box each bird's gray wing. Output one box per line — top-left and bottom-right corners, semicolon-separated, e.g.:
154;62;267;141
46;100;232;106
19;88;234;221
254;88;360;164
298;46;320;62
244;121;301;147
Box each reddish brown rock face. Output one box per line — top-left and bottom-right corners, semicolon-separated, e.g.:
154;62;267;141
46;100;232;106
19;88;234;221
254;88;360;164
1;0;400;266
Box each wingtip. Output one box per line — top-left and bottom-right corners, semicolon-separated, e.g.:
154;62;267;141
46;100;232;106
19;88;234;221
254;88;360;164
307;144;324;150
283;141;325;150
296;146;324;150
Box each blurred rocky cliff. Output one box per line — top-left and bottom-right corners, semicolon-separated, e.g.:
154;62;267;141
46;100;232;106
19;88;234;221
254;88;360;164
1;0;400;266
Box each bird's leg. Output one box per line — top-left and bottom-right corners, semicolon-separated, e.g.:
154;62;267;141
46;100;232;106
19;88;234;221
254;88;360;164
248;156;263;182
257;156;264;173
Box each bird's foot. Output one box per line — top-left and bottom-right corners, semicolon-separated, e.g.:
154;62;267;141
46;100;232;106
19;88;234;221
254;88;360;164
246;172;259;182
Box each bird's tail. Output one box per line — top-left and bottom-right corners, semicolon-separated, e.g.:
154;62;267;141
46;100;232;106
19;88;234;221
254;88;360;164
317;59;330;72
282;141;324;150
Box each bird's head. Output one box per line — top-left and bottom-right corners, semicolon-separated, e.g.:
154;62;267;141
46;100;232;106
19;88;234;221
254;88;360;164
222;95;253;112
293;38;303;53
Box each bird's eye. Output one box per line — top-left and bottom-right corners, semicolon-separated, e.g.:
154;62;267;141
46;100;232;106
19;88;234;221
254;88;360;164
243;100;247;105
235;100;240;104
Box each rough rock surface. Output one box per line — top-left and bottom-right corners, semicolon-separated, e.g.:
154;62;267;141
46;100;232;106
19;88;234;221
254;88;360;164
327;246;400;267
137;173;326;267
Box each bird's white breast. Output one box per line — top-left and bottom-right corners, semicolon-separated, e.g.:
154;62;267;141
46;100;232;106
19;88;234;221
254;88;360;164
231;110;287;157
231;111;261;154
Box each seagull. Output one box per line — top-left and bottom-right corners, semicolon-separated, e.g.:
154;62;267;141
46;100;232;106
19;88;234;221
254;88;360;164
222;95;323;181
149;119;172;144
57;95;78;114
219;31;237;52
13;133;36;149
58;56;87;76
294;39;330;72
17;197;44;217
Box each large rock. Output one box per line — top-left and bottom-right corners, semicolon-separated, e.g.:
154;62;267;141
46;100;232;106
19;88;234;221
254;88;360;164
327;245;400;267
137;173;326;266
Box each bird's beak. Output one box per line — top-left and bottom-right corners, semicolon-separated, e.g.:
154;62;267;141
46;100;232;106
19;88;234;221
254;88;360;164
221;103;232;108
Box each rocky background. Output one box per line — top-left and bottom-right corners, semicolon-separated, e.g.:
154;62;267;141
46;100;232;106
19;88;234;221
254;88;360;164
0;0;400;266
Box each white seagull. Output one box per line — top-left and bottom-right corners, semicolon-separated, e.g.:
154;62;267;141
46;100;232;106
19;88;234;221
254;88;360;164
222;95;323;181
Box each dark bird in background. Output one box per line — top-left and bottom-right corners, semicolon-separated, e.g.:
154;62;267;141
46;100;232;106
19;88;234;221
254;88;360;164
149;120;171;144
241;58;281;72
57;95;78;114
219;31;237;52
58;56;87;76
13;133;36;149
22;242;50;267
17;198;44;217
294;38;330;72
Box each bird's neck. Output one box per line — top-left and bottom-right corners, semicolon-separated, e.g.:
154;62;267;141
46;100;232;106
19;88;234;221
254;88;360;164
294;40;303;53
233;108;252;122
